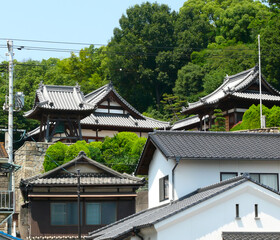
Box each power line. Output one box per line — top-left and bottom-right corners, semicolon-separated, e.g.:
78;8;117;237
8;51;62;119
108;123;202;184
0;38;105;46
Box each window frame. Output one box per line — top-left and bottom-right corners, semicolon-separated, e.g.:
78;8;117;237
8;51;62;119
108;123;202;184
85;201;117;226
159;175;169;202
220;172;238;181
248;173;279;191
50;202;82;226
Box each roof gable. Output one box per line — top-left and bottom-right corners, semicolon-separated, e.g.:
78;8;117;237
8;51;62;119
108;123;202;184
136;131;280;175
85;83;145;119
87;175;280;240
23;151;143;184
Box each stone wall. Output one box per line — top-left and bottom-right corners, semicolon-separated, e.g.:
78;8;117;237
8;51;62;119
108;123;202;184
14;141;52;239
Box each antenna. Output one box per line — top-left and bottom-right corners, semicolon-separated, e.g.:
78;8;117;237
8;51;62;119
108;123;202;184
258;35;265;128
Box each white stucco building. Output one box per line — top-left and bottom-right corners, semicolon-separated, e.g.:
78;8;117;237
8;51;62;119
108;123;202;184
87;131;280;240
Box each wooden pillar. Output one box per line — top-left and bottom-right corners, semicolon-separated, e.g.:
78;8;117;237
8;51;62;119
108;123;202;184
45;115;50;143
199;115;203;131
78;115;82;140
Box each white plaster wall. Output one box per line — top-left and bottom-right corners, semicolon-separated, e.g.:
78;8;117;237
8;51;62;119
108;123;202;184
148;155;280;207
148;149;176;208
82;129;147;140
154;182;280;240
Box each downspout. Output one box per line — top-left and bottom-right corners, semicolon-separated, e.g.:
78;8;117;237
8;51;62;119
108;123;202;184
133;227;144;240
172;157;181;201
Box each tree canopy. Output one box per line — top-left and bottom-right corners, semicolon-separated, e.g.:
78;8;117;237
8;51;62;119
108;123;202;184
1;0;280;137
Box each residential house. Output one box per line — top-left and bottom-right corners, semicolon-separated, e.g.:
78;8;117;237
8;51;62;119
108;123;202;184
87;131;280;239
172;66;280;131
19;151;145;239
25;82;170;142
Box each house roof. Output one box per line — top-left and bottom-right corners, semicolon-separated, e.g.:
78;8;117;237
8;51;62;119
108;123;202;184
85;83;144;119
81;113;170;130
87;175;277;240
171;115;208;130
136;131;280;175
182;66;280;115
83;83;170;130
24;83;96;119
0;142;8;158
21;151;144;188
222;232;280;240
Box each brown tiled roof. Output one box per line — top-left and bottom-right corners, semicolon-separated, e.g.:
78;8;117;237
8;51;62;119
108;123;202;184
0;143;8;158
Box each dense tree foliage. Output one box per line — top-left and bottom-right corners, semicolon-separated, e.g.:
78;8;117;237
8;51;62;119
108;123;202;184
230;104;280;131
43;132;146;174
1;0;280;136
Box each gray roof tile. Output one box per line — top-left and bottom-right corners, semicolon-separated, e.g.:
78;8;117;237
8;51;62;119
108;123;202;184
148;131;280;160
22;152;144;187
81;113;169;130
222;232;280;240
183;67;280;113
87;176;274;240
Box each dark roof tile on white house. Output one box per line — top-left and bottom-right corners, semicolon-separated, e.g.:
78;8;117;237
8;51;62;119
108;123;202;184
136;131;280;175
87;175;276;240
222;232;280;240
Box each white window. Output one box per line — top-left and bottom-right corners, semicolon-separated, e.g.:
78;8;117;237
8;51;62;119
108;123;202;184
250;173;278;191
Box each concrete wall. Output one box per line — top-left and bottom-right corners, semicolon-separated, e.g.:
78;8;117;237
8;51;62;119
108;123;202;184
14;141;52;239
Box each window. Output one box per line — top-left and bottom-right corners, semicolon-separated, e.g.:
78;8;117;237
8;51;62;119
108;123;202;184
159;175;169;202
220;172;238;181
249;173;278;191
51;202;82;225
86;202;116;225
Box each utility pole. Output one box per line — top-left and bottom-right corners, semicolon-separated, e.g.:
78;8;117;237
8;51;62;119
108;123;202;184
77;169;81;240
7;40;14;235
258;35;265;128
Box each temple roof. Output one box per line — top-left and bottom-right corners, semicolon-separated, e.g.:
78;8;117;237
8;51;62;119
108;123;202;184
24;83;96;119
182;67;280;115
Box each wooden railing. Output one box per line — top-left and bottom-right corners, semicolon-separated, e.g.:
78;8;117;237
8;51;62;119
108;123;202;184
0;191;13;210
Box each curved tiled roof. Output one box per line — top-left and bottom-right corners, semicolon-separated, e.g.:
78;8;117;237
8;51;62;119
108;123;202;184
183;67;280;113
24;83;95;118
81;113;169;130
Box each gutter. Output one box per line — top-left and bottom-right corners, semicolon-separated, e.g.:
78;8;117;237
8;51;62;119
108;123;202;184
133;228;144;240
172;157;181;201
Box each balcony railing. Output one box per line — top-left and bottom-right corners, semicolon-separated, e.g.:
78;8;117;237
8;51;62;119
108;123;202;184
0;191;13;210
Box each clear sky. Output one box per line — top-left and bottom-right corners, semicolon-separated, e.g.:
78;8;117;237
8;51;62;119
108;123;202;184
0;0;186;62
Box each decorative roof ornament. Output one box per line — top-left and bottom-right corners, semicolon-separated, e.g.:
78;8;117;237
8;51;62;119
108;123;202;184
75;82;80;92
78;151;87;157
39;81;44;91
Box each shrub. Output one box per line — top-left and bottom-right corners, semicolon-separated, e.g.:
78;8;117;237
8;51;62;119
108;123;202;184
64;140;90;163
43;142;68;172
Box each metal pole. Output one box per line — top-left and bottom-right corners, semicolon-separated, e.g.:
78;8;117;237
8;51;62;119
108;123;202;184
7;40;14;235
77;169;81;240
258;35;264;128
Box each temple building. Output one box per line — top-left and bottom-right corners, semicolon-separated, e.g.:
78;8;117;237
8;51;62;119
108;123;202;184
25;82;170;142
172;66;280;131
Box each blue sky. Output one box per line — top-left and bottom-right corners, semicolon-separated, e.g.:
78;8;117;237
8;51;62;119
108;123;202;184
0;0;186;62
